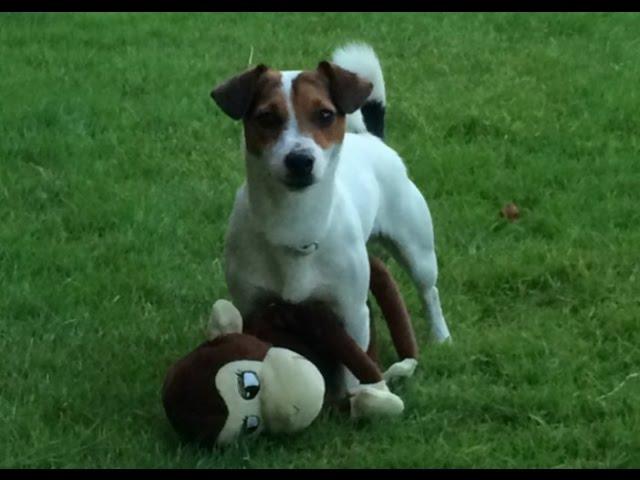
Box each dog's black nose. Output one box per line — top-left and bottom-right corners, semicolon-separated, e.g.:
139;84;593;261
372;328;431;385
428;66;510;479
284;152;314;177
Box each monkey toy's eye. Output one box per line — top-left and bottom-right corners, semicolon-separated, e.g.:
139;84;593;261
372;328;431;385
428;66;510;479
237;371;260;400
242;415;260;435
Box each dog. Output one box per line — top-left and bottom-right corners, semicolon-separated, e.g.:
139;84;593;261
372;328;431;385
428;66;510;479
211;43;451;394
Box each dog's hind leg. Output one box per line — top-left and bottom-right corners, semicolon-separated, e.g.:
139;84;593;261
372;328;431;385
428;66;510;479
378;182;452;343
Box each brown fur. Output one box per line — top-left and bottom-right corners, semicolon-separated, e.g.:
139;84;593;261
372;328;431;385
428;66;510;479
212;61;372;155
241;69;287;156
317;61;373;115
211;64;268;120
291;72;346;149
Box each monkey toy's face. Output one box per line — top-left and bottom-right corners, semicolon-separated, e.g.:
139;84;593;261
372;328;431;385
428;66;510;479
162;332;325;446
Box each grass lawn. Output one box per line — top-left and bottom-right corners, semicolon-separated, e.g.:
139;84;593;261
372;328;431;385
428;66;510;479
1;12;640;468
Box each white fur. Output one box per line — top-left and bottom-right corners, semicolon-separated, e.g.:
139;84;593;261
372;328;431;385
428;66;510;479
223;44;450;394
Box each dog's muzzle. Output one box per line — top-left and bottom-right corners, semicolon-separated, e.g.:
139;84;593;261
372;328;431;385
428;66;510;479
284;152;314;190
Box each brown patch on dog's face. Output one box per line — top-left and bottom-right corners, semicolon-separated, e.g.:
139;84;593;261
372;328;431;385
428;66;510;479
316;61;373;115
242;69;288;156
291;71;346;150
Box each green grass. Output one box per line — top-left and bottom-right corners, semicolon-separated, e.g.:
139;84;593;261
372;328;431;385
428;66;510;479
1;12;640;468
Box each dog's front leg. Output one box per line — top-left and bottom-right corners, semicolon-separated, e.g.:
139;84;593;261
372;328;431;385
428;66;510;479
337;301;373;396
328;248;374;397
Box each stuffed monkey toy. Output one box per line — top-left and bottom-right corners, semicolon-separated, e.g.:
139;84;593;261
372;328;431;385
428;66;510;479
162;255;419;446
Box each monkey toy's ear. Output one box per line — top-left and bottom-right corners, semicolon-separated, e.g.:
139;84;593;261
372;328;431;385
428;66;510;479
207;299;243;340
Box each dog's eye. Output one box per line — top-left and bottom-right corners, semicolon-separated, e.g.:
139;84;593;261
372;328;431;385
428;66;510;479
237;370;260;400
242;415;260;435
314;109;336;128
254;111;283;129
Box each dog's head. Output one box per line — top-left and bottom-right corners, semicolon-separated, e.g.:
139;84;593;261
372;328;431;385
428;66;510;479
211;62;372;191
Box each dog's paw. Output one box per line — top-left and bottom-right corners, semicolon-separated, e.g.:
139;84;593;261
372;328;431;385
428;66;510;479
383;358;418;382
349;383;404;420
207;299;243;340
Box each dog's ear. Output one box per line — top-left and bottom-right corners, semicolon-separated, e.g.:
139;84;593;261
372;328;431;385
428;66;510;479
317;61;373;115
211;64;268;120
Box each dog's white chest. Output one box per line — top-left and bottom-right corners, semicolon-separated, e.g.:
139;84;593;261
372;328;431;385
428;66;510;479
279;254;320;303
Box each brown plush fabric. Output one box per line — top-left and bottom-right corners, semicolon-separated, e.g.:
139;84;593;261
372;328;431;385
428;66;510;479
368;255;419;360
162;334;270;445
246;300;383;387
243;255;418;385
162;255;416;442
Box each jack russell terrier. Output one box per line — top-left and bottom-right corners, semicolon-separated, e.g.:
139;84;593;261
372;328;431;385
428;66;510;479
211;43;451;393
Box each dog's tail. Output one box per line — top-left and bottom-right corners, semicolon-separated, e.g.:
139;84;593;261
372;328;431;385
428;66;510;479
331;43;386;140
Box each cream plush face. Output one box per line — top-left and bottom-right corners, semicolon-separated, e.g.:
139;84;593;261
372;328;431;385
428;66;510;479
259;347;325;433
214;360;265;445
214;348;325;446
